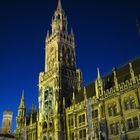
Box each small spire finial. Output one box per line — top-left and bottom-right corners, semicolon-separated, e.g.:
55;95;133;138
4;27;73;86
84;87;87;100
129;62;136;83
47;30;49;37
57;0;62;10
97;67;101;80
22;89;24;99
31;102;36;114
113;68;119;91
19;89;25;108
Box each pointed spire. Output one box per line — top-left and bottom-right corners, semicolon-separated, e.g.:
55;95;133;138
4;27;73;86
113;68;119;91
97;68;101;80
31;102;36;114
71;28;74;35
57;0;62;11
95;68;103;98
129;62;136;83
84;87;87;100
19;90;25;108
46;30;49;39
72;87;76;104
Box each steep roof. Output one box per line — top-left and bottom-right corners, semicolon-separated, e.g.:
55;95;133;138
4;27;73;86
26;112;37;126
75;57;140;103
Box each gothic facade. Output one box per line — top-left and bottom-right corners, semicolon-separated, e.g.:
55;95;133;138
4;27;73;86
14;0;140;140
14;91;38;140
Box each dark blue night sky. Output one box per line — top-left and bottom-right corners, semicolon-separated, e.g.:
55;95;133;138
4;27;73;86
0;0;140;132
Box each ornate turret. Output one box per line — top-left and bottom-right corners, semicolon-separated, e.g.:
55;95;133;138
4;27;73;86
51;0;68;34
14;90;26;138
18;90;25;116
95;68;103;98
113;68;119;91
31;102;36;114
129;62;136;83
39;0;82;139
72;91;76;105
84;87;87;101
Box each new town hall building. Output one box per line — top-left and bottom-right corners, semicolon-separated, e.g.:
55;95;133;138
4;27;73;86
14;0;140;140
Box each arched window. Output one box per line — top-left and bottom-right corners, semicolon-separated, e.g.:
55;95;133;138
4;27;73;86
113;103;117;115
43;136;47;140
124;98;129;110
43;122;47;129
57;14;60;20
130;97;135;109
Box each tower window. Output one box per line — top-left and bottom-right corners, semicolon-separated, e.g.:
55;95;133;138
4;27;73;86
43;122;47;129
57;14;60;20
124;96;136;111
79;129;86;139
127;119;133;130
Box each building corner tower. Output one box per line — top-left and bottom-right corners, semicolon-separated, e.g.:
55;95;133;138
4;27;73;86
14;90;26;140
38;0;82;139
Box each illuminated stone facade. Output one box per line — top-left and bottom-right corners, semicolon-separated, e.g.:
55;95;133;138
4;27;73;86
14;91;38;140
14;0;140;140
38;1;140;140
66;62;140;140
38;0;82;139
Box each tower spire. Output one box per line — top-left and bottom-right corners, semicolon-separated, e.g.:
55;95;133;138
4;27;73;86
19;90;25;109
57;0;62;10
97;67;101;80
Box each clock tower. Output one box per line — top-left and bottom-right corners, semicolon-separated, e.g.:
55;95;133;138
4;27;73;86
38;0;82;139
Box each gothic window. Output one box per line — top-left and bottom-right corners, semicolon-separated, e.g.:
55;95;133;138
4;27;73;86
110;122;120;135
70;132;74;140
116;122;120;135
79;130;82;139
57;14;60;20
127;118;133;130
127;117;139;131
79;114;85;125
67;48;70;55
79;129;86;139
92;109;98;118
113;103;117;115
130;98;136;109
133;117;139;129
110;124;115;135
124;97;136;111
108;106;113;116
43;122;47;129
108;103;117;116
69;118;74;127
124;98;129;110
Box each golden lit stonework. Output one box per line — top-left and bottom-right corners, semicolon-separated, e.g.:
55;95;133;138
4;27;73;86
14;0;140;140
